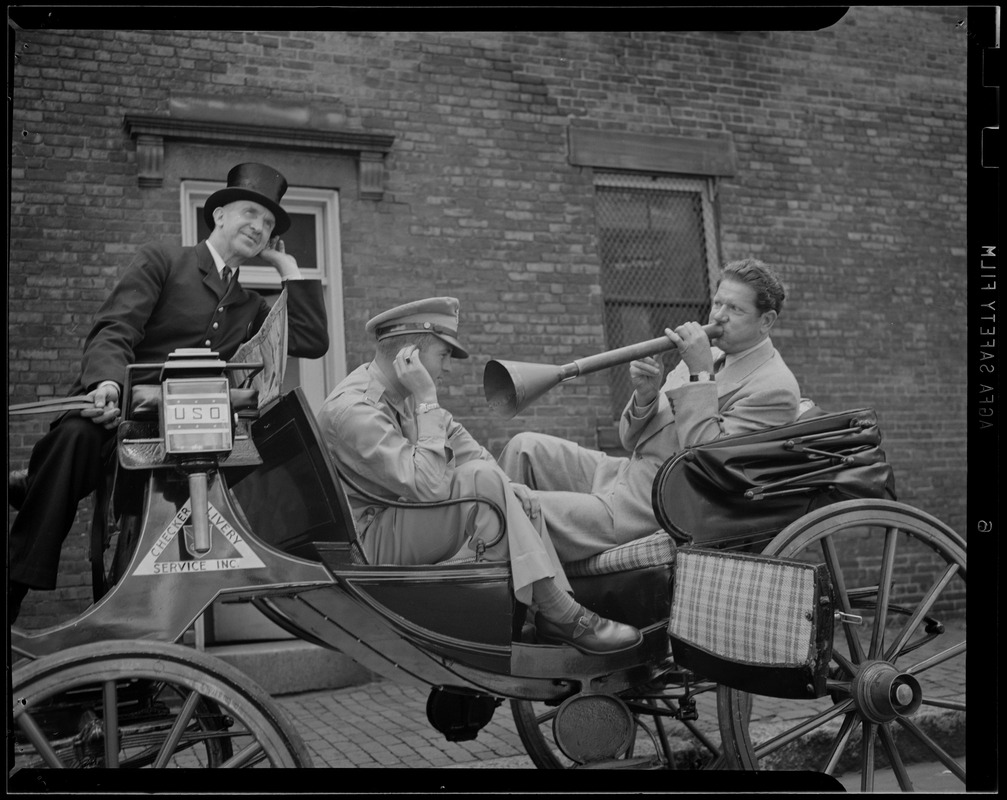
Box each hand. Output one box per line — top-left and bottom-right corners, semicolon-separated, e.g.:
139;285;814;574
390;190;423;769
80;384;121;430
629;356;664;407
665;322;715;375
393;345;438;404
257;237;301;279
510;482;541;521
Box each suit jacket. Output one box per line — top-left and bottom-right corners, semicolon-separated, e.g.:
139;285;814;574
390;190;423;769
73;240;328;393
602;337;800;534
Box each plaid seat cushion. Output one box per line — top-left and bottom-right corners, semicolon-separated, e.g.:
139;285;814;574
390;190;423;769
564;531;677;577
669;548;817;666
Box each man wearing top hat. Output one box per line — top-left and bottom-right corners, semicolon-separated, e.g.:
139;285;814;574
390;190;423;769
8;163;329;624
316;297;642;655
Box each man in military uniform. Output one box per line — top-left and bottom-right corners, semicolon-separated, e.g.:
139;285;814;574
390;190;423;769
316;296;641;655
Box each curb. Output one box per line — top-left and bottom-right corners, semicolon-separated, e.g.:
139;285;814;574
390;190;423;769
743;708;966;772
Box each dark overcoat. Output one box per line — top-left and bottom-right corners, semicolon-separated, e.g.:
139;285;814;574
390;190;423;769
7;240;329;589
74;240;328;392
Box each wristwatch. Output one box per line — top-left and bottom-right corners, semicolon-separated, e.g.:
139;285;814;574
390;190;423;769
689;371;713;383
416;402;441;414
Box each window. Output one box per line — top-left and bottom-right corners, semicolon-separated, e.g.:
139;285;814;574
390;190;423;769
181;182;346;414
595;173;720;419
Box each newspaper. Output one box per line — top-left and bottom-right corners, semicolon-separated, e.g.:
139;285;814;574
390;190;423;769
231;288;288;407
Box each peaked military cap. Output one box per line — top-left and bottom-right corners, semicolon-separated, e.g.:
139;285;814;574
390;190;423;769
203;162;292;236
366;296;469;359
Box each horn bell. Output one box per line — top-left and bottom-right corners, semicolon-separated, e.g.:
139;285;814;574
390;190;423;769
483;359;567;419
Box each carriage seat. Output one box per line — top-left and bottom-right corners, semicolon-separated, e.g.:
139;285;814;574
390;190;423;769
564;531;677;578
553;399;827;577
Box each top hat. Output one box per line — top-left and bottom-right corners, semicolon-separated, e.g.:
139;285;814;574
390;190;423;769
203;163;291;236
366;297;469;359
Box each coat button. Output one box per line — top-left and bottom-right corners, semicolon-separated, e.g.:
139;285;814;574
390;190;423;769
212;322;219;330
218;307;224;313
204;339;212;346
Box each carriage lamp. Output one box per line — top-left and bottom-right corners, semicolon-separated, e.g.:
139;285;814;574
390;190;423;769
161;375;234;556
162;377;234;456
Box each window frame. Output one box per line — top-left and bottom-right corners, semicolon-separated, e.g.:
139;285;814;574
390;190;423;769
593;171;722;419
593;172;721;300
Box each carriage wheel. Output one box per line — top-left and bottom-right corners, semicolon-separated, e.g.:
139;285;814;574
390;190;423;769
11;640;312;769
511;678;729;769
716;499;966;791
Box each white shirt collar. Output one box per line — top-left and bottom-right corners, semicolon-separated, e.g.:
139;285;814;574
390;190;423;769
204;241;228;278
722;336;772;368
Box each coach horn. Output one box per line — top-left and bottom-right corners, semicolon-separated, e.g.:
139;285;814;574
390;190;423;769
484;324;724;418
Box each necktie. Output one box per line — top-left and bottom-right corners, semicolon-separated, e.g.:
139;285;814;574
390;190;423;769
713;354;727;374
221;266;232;286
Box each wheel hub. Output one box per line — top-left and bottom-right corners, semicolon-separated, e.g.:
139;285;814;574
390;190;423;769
552;694;635;764
850;661;923;723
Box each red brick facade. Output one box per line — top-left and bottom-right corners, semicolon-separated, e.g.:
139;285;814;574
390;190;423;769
9;11;969;626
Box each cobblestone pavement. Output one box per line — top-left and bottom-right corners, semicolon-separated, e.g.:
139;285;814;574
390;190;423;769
277;681;533;770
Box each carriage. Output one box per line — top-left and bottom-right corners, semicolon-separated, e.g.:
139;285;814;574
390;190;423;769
8;347;967;790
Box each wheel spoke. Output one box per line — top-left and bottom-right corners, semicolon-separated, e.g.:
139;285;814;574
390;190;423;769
153;689;203;768
102;679;120;768
821;709;858;774
832;649;856;678
753;698;854;760
16;710;67;768
680;718;721;759
821;535;867;664
895;716;966;781
221;740;269;768
923;696;965;712
877;722;914;791
885;563;960;662
860;720;876;793
645;701;674;766
906;640;966;675
869;527;899;659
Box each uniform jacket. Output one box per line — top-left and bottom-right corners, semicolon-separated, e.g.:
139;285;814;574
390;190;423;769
318;362;571;602
603;337;800;533
73;240;328;393
317;361;493;528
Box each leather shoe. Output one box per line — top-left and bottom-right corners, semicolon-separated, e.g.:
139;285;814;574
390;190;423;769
535;610;642;655
8;468;29;511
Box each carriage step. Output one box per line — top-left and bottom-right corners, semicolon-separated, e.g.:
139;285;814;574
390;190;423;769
206;640;376;695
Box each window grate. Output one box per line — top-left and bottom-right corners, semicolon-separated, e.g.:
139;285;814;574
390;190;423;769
595;173;719;419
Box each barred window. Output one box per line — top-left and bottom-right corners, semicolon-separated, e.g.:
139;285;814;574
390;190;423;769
595;173;720;419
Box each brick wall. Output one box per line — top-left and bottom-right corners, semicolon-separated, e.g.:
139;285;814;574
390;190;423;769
9;10;969;625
